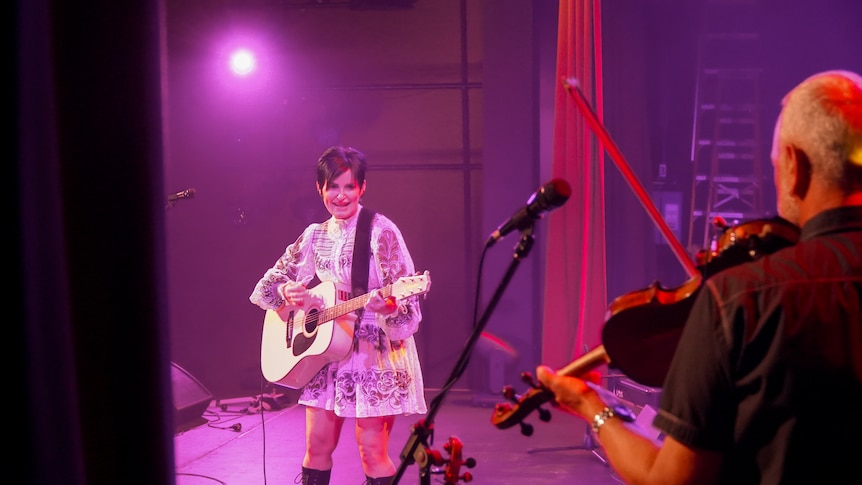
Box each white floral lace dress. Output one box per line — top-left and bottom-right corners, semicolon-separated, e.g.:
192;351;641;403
249;206;427;418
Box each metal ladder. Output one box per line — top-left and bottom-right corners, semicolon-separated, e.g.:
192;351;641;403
687;24;764;254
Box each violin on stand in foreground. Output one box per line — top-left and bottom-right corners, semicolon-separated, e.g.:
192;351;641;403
428;437;476;484
396;419;477;484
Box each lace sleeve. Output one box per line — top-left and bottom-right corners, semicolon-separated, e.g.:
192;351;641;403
370;215;422;341
248;225;317;310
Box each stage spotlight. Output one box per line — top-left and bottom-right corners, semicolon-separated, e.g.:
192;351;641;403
229;48;256;76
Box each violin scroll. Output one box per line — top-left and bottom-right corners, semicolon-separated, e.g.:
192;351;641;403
428;437;475;484
491;379;555;435
443;437;475;484
491;346;610;434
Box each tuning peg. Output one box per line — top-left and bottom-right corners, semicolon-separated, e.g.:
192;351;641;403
519;421;534;437
537;407;551;422
461;457;477;482
501;385;517;402
460;466;475;483
427;448;444;466
520;371;538;388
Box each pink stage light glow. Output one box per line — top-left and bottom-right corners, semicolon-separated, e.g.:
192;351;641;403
210;29;288;99
229;48;256;76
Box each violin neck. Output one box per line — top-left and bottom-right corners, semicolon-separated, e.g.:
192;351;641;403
558;344;611;377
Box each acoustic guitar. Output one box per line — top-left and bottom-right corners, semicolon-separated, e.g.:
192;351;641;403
260;271;431;389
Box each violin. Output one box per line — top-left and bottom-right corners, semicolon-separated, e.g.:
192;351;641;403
602;216;800;387
491;216;800;432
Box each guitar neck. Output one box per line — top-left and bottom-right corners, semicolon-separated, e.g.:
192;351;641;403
320;284;392;323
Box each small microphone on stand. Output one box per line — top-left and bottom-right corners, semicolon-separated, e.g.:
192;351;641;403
168;188;196;202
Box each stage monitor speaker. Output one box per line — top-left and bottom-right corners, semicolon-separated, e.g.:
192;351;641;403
171;361;213;433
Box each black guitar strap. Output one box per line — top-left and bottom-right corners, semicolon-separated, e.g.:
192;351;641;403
305;208;376;292
351;207;376;297
352;207;378;350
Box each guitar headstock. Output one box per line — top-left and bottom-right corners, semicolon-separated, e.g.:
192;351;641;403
391;270;431;300
490;377;554;434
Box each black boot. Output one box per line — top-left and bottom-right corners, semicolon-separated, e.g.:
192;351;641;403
364;475;394;485
297;467;331;485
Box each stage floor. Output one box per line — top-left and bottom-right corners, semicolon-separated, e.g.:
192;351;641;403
174;389;624;485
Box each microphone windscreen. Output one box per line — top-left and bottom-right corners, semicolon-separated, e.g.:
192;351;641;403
545;179;571;207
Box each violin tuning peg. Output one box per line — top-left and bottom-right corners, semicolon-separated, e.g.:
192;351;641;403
711;216;728;230
520;371;537;387
501;385;516;401
519;421;534;437
493;402;511;414
537;407;551;422
427;449;444;466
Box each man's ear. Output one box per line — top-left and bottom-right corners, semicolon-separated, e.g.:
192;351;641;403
316;181;323;196
788;145;812;199
360;180;367;197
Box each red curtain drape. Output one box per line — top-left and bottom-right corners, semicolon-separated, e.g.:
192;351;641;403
541;0;607;369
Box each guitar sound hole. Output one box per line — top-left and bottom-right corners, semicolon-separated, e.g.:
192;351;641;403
305;310;319;334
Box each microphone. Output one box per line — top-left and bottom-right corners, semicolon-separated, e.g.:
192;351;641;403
167;188;196;202
487;178;572;246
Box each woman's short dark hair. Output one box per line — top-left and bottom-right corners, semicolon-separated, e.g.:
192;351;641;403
316;145;367;188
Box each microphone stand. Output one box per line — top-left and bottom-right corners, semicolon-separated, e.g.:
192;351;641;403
392;225;536;484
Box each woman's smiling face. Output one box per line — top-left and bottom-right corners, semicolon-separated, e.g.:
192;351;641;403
319;169;365;220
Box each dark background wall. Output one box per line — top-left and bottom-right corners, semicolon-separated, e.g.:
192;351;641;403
163;0;553;400
162;0;861;401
